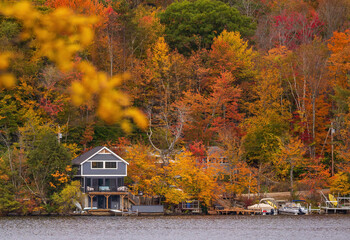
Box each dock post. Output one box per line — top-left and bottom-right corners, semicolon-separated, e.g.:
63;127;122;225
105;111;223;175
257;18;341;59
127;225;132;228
89;195;95;210
106;195;110;209
121;195;124;211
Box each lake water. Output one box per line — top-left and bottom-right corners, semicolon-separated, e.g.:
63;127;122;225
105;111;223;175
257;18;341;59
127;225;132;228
1;215;350;240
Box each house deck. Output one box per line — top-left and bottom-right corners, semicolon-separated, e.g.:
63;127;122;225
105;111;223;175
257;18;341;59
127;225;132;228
87;191;128;195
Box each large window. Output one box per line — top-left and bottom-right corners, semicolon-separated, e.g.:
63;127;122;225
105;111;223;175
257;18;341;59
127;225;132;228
91;162;103;168
91;161;118;169
105;162;117;169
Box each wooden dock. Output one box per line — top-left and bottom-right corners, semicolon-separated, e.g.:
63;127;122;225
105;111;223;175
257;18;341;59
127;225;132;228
320;192;350;214
88;209;115;216
122;210;139;216
213;208;261;215
88;209;130;216
321;207;350;214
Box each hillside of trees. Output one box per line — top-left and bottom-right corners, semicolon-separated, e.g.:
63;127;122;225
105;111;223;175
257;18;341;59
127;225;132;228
0;0;350;215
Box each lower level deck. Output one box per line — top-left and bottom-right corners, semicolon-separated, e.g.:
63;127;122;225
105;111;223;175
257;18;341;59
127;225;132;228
84;192;131;211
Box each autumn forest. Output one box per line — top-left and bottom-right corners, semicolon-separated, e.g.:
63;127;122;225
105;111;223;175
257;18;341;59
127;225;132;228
0;0;350;215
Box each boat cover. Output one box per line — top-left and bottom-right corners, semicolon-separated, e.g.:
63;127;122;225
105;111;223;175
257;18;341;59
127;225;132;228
247;203;274;211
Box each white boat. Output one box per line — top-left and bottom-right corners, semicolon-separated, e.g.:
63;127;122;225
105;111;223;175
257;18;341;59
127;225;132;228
248;198;278;215
248;203;274;215
278;200;309;215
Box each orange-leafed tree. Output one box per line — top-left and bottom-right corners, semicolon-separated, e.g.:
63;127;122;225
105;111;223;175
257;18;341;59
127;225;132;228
208;30;257;103
178;71;242;145
175;32;252;144
298;157;330;193
329;30;350;175
166;150;222;206
80;124;94;151
125;144;167;198
328;29;350;89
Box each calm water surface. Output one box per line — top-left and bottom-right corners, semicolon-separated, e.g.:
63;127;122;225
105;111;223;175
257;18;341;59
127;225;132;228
1;215;350;240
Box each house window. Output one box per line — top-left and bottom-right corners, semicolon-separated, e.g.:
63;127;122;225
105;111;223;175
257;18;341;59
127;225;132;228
91;162;103;168
105;162;117;169
117;177;123;187
105;179;110;186
86;178;91;186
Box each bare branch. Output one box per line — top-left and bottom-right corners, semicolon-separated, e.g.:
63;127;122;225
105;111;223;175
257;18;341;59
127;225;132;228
147;108;162;155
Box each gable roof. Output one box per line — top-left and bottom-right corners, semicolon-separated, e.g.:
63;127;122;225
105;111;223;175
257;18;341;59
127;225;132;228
207;146;225;158
72;146;129;165
72;146;104;165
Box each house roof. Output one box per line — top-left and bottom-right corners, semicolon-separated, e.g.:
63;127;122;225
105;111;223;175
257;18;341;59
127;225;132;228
72;146;129;165
207;146;225;158
72;146;104;165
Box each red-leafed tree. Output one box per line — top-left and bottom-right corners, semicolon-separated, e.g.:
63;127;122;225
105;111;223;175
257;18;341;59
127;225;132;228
189;141;207;163
46;0;105;16
298;157;330;193
271;10;324;49
179;71;242;145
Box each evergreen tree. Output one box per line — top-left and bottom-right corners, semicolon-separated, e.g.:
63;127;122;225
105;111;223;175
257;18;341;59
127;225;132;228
159;0;255;55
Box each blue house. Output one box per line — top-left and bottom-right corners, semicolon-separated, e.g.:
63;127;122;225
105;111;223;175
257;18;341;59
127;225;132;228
72;146;131;211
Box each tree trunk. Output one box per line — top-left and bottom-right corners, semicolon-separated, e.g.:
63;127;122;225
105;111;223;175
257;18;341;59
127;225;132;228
311;96;316;159
257;162;262;196
290;163;294;198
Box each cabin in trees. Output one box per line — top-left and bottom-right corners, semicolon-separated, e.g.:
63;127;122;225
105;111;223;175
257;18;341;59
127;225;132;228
206;147;229;165
72;146;131;211
205;146;231;172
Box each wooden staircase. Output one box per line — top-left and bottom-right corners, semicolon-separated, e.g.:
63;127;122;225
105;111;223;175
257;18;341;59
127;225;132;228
127;192;140;205
213;195;244;209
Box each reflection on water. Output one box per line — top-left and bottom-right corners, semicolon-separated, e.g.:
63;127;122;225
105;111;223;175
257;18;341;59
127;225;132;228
1;215;350;240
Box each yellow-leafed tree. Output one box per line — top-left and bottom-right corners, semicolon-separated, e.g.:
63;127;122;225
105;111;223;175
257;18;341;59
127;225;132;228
0;1;147;131
125;144;168;198
166;150;222;206
330;172;350;196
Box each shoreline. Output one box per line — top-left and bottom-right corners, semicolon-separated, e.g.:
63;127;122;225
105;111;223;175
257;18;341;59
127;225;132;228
2;210;348;217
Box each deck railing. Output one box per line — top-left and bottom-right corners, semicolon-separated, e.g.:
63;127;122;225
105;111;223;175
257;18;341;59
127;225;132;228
85;186;128;192
128;192;141;205
181;200;200;210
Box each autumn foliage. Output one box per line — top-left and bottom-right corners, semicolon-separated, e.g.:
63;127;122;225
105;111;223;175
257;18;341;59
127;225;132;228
0;0;350;214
